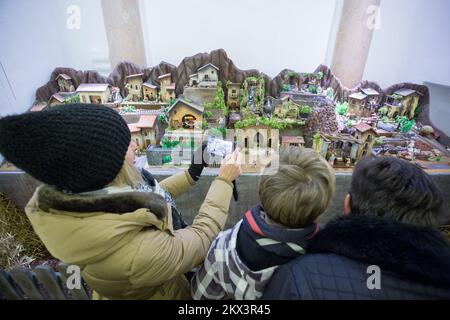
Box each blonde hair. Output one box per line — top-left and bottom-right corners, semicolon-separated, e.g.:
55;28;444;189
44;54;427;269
107;161;144;188
259;147;335;228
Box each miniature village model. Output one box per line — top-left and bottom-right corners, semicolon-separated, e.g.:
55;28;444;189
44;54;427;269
25;49;450;172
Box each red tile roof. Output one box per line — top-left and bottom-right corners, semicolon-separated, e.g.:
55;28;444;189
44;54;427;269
56;73;72;81
30;104;47;112
136;115;157;128
158;73;171;80
282;136;305;144
354;123;375;133
128;124;141;133
125;73;144;79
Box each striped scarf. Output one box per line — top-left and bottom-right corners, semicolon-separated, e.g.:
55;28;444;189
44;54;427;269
236;204;319;271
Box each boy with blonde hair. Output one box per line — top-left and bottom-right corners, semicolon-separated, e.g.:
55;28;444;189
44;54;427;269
191;147;335;300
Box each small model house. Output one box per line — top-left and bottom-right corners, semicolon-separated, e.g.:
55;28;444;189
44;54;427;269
314;122;378;167
158;73;176;102
348;92;367;117
55;73;75;92
226;82;241;110
300;73;322;94
360;88;380;117
395;89;420;119
128;115;159;150
76;83;111;104
281;136;305;148
274;96;300;119
384;89;420;119
166;84;176;102
48;93;65;106
235;127;278;152
352;123;377;159
314;133;360;166
143;82;158;101
188;63;219;88
48;92;77;106
167;98;204;129
125;73;144;101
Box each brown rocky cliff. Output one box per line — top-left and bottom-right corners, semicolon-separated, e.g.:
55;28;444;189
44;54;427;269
33;48;447;144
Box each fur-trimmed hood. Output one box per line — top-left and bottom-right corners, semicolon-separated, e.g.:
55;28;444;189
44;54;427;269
37;184;168;219
25;184;173;265
308;215;450;288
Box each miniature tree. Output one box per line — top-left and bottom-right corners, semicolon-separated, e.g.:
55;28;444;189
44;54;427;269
63;94;80;104
214;81;228;115
378;106;388;116
345;119;355;127
414;104;421;118
204;111;213;119
326;87;334;100
299;105;312;115
313;132;321;144
400;119;415;133
396;115;408;129
158;113;168;125
158;105;170;125
124;83;131;100
201;119;208;130
395;115;415;133
204;81;228;115
309;84;318;94
373;136;384;146
168;97;177;107
335;102;349;116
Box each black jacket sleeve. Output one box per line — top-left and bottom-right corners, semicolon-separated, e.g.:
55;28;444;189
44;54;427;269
262;264;301;300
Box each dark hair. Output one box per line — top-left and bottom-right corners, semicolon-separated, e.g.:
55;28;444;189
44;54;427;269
350;156;447;228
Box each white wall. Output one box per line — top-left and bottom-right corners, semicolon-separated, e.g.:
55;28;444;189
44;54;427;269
0;0;109;116
1;0;449;123
364;0;450;88
139;0;337;78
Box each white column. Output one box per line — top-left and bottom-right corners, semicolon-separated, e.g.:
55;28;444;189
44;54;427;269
331;0;381;88
101;0;147;67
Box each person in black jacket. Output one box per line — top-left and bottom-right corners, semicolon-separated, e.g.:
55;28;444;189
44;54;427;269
262;156;450;299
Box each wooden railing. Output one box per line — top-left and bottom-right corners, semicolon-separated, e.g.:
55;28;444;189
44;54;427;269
0;263;90;300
